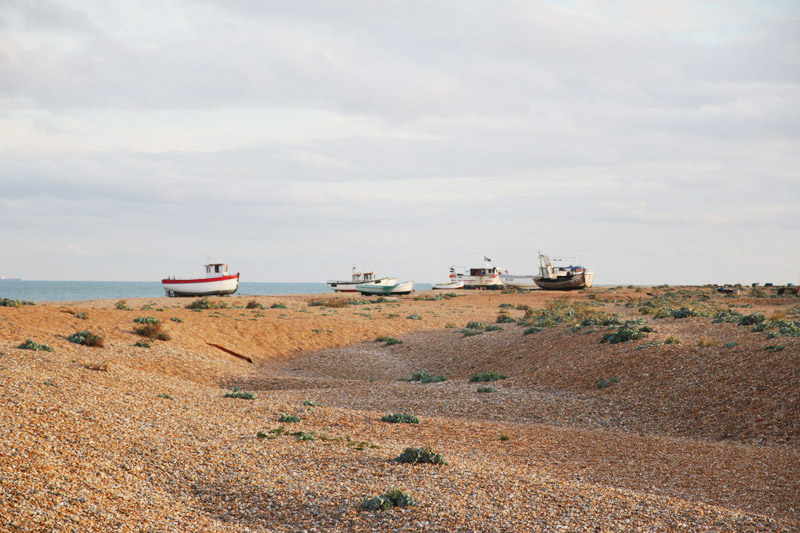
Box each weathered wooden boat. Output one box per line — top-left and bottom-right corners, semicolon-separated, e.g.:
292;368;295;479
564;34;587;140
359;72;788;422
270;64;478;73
162;263;239;297
534;252;594;290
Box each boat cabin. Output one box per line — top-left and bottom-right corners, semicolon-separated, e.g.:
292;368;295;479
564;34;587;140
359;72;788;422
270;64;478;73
205;263;229;277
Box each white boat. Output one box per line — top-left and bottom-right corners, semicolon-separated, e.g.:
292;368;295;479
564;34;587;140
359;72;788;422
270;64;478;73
499;273;540;290
433;266;465;290
462;257;504;290
357;279;413;296
534;251;594;290
327;267;380;292
162;263;239;297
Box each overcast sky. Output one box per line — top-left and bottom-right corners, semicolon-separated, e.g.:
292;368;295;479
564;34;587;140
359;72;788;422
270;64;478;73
1;0;798;285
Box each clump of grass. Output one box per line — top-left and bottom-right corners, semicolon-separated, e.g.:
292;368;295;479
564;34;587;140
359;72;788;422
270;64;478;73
406;313;423;320
381;413;419;424
395;446;447;465
303;400;322;407
361;489;417;511
597;376;619;389
469;371;507;383
224;387;255;400
499;303;514;309
465;321;487;330
496;314;516;324
75;311;88;320
765;345;784;352
17;339;53;352
246;300;264;309
157;393;174;400
134;340;152;348
290;430;316;441
664;336;682;345
484;324;503;332
376;336;403;346
499;434;511;441
270;302;288;309
460;328;484;337
279;413;301;423
67;331;105;347
115;300;132;310
738;313;765;326
169;317;183;323
308;299;351;308
1;298;21;307
186;298;227;310
399;371;447;383
601;320;649;344
476;386;495;393
523;326;541;335
134;318;170;341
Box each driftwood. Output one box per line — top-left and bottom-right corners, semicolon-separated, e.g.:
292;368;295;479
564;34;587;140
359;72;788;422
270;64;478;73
206;343;253;363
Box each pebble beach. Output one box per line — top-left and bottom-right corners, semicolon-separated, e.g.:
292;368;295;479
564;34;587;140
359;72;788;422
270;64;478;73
1;287;798;531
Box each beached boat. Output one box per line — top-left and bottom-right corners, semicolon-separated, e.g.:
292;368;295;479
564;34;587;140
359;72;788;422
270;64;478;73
499;273;540;290
327;267;380;292
534;252;594;290
162;263;239;297
433;267;465;290
462;258;504;290
357;279;413;296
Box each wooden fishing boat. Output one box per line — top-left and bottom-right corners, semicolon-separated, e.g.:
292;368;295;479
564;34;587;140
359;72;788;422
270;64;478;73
534;252;594;290
162;263;239;297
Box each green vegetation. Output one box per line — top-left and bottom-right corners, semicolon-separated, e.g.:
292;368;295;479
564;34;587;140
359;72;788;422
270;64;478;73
406;313;423;320
1;298;34;307
361;489;417;511
375;336;403;346
395;446;447;465
17;339;53;352
279;413;301;423
169;317;183;323
246;300;264;309
134;340;152;348
157;393;174;400
381;413;420;424
271;302;288;309
67;331;104;347
496;314;516;324
476;386;495;393
601;320;650;344
499;434;511;441
597;376;619;389
399;371;447;383
133;318;170;341
469;371;507;383
303;400;322;407
186;298;227;310
224;387;255;400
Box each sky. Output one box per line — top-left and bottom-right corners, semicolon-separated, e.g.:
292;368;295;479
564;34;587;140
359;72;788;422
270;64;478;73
1;0;799;285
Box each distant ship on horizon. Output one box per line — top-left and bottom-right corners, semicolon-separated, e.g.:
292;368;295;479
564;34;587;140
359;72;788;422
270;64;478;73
0;276;22;281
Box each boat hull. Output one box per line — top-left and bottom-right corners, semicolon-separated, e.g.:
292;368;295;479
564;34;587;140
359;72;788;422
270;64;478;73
327;282;360;292
500;275;540;290
534;273;590;291
432;281;464;290
162;274;240;297
357;281;413;296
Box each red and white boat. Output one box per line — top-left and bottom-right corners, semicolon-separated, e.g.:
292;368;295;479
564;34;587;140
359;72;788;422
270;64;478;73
162;263;240;297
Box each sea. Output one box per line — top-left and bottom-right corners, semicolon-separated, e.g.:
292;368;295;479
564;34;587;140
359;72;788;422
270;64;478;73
0;280;434;303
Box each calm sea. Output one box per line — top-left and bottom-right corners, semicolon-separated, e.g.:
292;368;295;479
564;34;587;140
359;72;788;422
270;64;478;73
0;280;433;302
